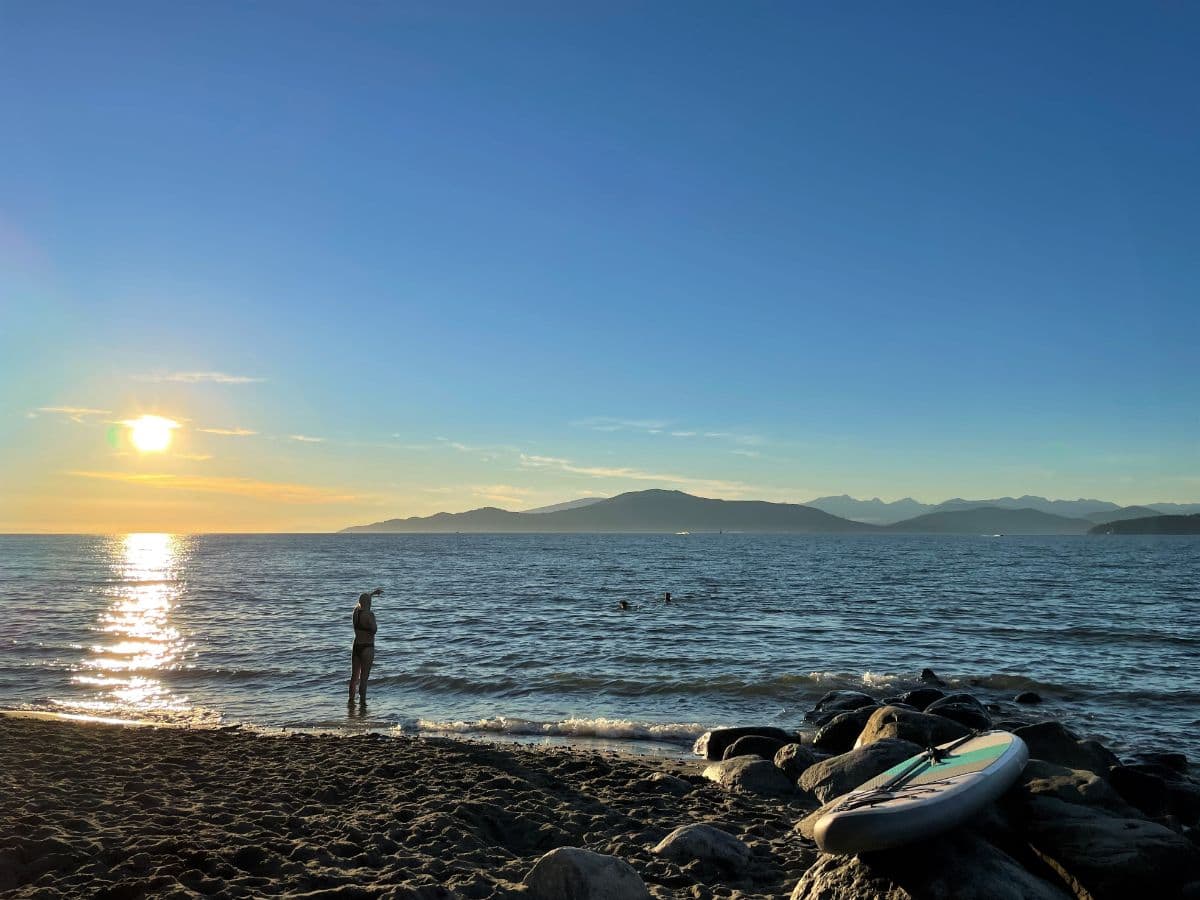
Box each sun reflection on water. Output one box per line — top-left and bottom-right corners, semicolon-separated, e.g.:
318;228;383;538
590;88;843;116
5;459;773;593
60;533;193;719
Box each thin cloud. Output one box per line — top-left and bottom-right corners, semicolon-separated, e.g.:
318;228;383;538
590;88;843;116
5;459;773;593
572;417;669;433
36;406;111;423
288;434;325;443
574;417;763;446
137;371;264;384
470;483;533;506
199;426;257;437
519;453;749;497
732;449;762;458
68;471;357;503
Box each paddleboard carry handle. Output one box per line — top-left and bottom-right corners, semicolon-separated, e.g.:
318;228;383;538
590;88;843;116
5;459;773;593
849;729;984;804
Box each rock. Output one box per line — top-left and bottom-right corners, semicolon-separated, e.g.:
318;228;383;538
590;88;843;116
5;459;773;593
895;687;945;710
646;772;692;795
523;847;651;900
381;888;463;900
1013;721;1120;777
1109;765;1170;818
789;830;1071;899
804;690;877;725
797;739;922;804
924;693;992;731
693;727;792;761
1168;781;1200;826
1018;797;1200;899
651;824;751;872
1133;751;1189;775
1008;760;1137;817
920;668;946;686
1015;691;1043;704
774;743;821;782
722;734;789;761
812;706;880;754
854;705;970;750
702;756;794;796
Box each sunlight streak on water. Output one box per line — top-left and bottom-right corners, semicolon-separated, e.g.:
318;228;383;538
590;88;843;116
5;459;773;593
56;534;192;717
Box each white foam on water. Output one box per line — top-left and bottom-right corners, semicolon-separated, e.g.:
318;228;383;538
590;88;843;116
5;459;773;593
805;670;903;690
414;715;709;744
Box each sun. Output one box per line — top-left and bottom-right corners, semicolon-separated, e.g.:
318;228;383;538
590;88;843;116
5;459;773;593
127;415;180;453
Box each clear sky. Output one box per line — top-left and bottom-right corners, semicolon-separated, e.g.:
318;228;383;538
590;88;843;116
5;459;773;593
2;2;1197;532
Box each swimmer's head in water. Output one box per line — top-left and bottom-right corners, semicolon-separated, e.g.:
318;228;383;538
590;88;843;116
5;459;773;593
359;592;373;608
618;600;630;610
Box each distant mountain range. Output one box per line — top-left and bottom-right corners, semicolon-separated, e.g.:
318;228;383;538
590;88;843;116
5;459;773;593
882;506;1091;535
343;490;871;534
1090;514;1200;535
522;497;607;515
805;494;1200;525
341;489;1199;535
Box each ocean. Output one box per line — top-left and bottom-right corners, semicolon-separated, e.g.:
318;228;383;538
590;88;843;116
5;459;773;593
1;533;1196;759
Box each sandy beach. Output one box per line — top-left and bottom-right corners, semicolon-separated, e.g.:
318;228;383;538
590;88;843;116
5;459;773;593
0;715;816;899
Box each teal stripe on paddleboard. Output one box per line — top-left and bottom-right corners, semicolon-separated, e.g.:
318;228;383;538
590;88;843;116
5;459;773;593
875;741;1008;785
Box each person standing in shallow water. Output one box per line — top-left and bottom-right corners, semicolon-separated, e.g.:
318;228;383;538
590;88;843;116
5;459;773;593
349;589;381;704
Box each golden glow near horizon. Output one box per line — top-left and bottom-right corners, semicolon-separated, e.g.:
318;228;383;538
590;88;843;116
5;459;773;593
126;415;180;453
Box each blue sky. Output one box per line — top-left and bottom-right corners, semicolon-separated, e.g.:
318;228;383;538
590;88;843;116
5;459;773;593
1;2;1197;530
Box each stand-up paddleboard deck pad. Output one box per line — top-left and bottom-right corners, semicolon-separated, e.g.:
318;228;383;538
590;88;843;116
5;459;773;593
814;730;1029;855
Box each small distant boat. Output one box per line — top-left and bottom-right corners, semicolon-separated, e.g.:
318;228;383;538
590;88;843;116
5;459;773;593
675;531;690;535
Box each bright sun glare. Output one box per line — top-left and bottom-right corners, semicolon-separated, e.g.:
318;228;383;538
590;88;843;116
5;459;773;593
127;415;180;453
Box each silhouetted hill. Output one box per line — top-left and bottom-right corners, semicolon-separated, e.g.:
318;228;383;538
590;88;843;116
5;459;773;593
341;489;873;533
932;496;1119;519
1146;502;1200;516
807;493;1134;524
522;497;607;514
1089;514;1200;535
884;506;1093;535
1083;505;1160;524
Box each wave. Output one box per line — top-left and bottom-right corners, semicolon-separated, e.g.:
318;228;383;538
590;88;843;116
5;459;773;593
413;716;710;745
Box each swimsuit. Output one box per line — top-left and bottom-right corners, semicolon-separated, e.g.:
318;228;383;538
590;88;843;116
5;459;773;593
352;608;376;659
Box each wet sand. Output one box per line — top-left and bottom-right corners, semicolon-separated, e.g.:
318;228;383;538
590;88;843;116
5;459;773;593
0;715;817;898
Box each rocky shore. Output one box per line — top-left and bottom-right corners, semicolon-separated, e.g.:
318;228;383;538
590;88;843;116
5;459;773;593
3;676;1199;899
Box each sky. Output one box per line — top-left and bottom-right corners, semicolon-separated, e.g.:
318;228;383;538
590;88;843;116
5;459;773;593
1;2;1197;532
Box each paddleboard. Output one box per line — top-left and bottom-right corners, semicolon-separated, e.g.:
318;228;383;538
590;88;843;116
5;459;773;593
813;730;1028;855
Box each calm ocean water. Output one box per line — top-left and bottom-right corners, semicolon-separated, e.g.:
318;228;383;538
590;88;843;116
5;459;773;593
1;533;1197;758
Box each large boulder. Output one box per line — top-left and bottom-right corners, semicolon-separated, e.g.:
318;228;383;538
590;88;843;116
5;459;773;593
651;824;751;872
789;831;1071;899
924;693;992;731
920;668;947;686
1016;797;1200;899
523;847;650;900
797;739;922;804
1009;760;1137;817
854;705;970;750
1169;781;1200;826
693;727;792;761
703;756;794;796
895;687;945;710
1108;765;1171;818
722;734;789;761
1132;751;1189;775
804;690;878;726
774;743;821;783
1013;722;1120;777
812;706;880;754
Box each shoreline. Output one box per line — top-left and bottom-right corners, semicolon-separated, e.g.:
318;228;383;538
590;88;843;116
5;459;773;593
5;690;1199;898
0;714;816;899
